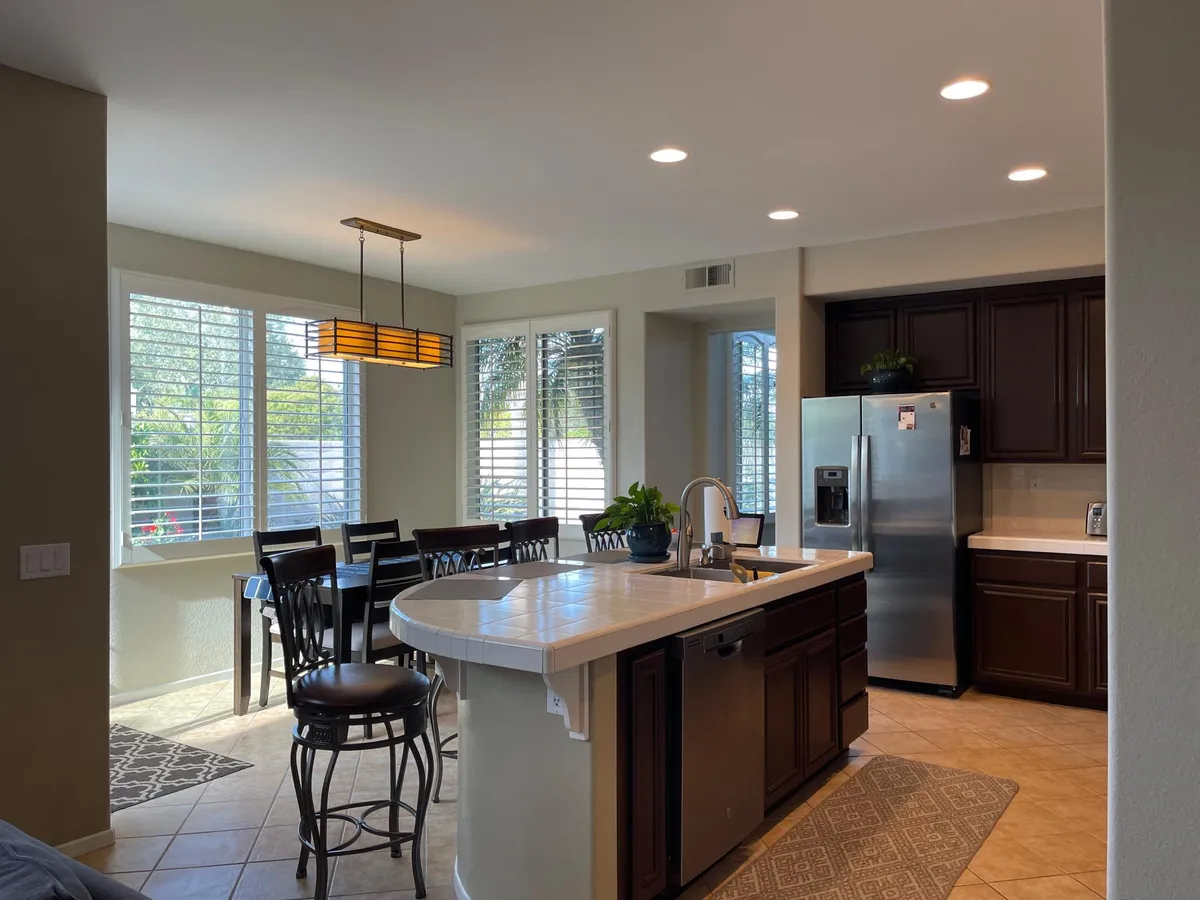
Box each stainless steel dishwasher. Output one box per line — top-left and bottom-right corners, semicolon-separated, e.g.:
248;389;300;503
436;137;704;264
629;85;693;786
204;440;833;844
671;608;766;886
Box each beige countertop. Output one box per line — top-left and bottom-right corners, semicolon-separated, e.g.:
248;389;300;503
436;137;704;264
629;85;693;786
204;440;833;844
968;530;1108;557
390;546;873;675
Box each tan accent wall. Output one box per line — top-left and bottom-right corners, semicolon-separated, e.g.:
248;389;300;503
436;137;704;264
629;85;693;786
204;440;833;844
0;65;110;845
983;464;1107;535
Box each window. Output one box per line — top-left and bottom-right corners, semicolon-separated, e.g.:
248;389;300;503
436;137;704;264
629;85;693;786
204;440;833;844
463;313;612;530
730;331;776;514
115;274;364;563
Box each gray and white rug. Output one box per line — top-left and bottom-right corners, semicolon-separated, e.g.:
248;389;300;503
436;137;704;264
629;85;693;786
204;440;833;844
109;724;252;812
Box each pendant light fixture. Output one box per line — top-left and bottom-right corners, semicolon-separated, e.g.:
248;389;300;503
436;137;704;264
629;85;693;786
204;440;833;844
306;217;453;369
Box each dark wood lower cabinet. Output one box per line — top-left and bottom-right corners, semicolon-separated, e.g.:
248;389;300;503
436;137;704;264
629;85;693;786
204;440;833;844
800;630;840;772
626;647;668;900
972;551;1107;709
763;643;803;803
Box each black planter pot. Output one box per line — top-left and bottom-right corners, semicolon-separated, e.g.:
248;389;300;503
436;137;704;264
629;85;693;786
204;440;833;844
867;368;916;394
626;522;672;560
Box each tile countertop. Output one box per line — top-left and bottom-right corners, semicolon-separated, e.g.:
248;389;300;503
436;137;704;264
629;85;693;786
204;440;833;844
389;547;873;676
968;530;1108;557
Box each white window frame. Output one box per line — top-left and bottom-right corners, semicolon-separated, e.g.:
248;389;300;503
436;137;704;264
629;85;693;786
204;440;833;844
459;310;615;542
727;330;776;518
111;270;368;567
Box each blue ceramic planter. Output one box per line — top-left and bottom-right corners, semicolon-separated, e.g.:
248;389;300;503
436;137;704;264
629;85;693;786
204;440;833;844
627;523;671;560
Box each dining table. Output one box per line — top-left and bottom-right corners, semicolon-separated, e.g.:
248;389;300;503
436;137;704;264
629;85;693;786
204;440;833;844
231;557;422;715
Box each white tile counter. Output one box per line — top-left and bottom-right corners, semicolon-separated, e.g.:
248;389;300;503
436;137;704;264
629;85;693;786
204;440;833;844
389;546;873;676
968;530;1108;556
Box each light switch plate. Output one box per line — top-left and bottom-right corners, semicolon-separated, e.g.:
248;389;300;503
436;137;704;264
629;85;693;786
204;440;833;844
19;543;70;580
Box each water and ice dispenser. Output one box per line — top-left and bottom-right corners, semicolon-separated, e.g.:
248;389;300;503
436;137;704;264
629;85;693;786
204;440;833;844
814;466;850;526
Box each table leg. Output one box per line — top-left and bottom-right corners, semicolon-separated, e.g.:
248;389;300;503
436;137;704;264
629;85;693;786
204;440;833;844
233;576;251;716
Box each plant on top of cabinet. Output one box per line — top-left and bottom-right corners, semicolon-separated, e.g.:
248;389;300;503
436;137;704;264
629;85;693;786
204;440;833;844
860;349;917;394
597;482;680;561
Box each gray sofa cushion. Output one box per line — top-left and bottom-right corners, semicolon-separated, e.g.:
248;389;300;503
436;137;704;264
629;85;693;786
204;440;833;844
0;820;150;900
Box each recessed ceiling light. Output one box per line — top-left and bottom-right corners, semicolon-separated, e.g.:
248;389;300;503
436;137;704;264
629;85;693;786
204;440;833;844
940;78;991;100
1008;166;1049;182
649;147;688;163
768;209;800;220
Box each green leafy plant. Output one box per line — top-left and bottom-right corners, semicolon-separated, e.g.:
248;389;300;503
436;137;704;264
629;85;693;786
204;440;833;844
860;349;916;376
596;482;680;531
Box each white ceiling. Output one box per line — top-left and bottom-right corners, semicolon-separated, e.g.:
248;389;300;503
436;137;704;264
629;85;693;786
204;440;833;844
0;0;1104;296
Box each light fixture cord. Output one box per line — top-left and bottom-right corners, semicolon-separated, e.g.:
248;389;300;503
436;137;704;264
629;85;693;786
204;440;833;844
358;227;365;322
399;241;406;328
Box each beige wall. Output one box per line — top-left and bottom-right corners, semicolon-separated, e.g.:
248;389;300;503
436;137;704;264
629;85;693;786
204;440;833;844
643;313;696;516
805;207;1105;298
0;66;110;845
984;464;1107;534
108;226;458;696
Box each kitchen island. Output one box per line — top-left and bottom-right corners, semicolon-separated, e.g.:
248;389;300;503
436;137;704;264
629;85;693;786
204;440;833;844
390;546;873;900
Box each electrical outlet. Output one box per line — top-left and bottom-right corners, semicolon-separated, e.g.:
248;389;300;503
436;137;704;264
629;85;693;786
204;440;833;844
546;689;566;717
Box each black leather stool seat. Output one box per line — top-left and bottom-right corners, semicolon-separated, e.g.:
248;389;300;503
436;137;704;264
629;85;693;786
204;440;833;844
294;664;430;716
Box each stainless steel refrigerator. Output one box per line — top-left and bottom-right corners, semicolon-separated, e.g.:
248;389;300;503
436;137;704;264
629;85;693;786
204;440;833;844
802;392;981;692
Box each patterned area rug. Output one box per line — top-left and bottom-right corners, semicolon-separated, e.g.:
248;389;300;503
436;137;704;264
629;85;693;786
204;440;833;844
109;724;252;812
711;755;1017;900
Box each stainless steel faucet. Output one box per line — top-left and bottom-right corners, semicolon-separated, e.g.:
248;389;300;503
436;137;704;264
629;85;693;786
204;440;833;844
676;477;742;570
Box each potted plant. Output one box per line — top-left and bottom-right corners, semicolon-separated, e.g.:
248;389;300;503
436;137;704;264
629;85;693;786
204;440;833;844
596;482;680;561
860;349;917;393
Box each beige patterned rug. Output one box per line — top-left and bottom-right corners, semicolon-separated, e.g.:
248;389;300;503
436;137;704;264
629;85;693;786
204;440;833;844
711;756;1017;899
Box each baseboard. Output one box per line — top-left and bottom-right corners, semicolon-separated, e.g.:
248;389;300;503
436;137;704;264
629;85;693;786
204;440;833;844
57;828;114;858
110;666;254;708
454;857;471;900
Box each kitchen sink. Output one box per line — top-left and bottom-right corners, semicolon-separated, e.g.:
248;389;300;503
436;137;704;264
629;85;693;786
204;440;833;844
647;558;816;583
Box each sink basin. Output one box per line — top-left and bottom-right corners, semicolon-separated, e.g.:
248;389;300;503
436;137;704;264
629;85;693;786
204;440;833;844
645;558;816;583
648;567;740;582
730;558;817;575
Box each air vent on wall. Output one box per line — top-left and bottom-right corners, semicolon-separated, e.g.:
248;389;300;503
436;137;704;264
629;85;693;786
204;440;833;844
684;261;734;290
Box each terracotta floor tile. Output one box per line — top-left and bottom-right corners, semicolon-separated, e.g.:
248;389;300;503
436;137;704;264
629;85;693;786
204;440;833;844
991;874;1102;899
859;731;943;754
1016;745;1098;771
180;799;273;834
918;729;1005;753
973;726;1063;749
232;859;316;900
950;886;1005;899
1028;724;1107;745
886;710;960;730
966;837;1062;882
957;869;985;885
952;749;1035;778
158;829;258;869
1016;832;1108;874
990;797;1079;840
112;805;193;839
1035;797;1109;834
849;737;883;755
1072;870;1107;897
1067;742;1108;764
1009;771;1097;802
141;864;243;900
861;712;910;733
894;751;972;770
1058;767;1108;796
79;836;171;874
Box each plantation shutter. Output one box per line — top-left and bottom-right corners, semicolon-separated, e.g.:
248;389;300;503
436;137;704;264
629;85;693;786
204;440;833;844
127;294;255;545
464;332;530;521
536;326;609;520
731;332;776;514
264;313;363;529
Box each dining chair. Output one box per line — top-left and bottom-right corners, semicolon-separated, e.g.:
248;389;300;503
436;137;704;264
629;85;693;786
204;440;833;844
411;524;503;802
579;512;625;552
260;545;434;900
253;526;323;707
505;516;560;563
341;519;402;563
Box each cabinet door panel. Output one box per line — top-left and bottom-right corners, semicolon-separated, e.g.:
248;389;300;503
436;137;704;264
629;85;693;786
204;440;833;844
983;294;1068;460
1075;291;1107;460
1087;592;1108;695
900;300;977;388
801;629;840;772
763;646;802;803
826;307;897;394
974;584;1077;689
628;648;668;900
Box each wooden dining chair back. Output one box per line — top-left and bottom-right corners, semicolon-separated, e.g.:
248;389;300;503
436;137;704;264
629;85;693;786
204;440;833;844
252;526;323;707
259;544;338;709
579;512;625;552
505;517;560;563
342;519;402;563
412;524;503;581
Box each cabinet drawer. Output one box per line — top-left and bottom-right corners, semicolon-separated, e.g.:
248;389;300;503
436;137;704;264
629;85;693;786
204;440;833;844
839;649;869;705
839;613;868;657
765;589;836;653
1086;561;1107;590
974;552;1077;588
836;578;867;621
840;692;869;746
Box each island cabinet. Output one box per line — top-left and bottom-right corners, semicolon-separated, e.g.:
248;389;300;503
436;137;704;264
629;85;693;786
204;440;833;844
972;551;1107;709
822;276;1105;463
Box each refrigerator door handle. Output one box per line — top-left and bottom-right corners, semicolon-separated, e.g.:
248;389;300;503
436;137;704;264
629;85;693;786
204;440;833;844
859;434;872;556
849;435;861;551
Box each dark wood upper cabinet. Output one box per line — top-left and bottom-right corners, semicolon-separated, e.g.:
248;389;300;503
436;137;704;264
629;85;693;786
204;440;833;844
1072;291;1107;460
627;647;668;900
826;306;896;394
899;299;977;388
982;292;1069;461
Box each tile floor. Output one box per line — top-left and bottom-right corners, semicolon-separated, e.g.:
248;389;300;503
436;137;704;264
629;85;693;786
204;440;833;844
93;680;1108;899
